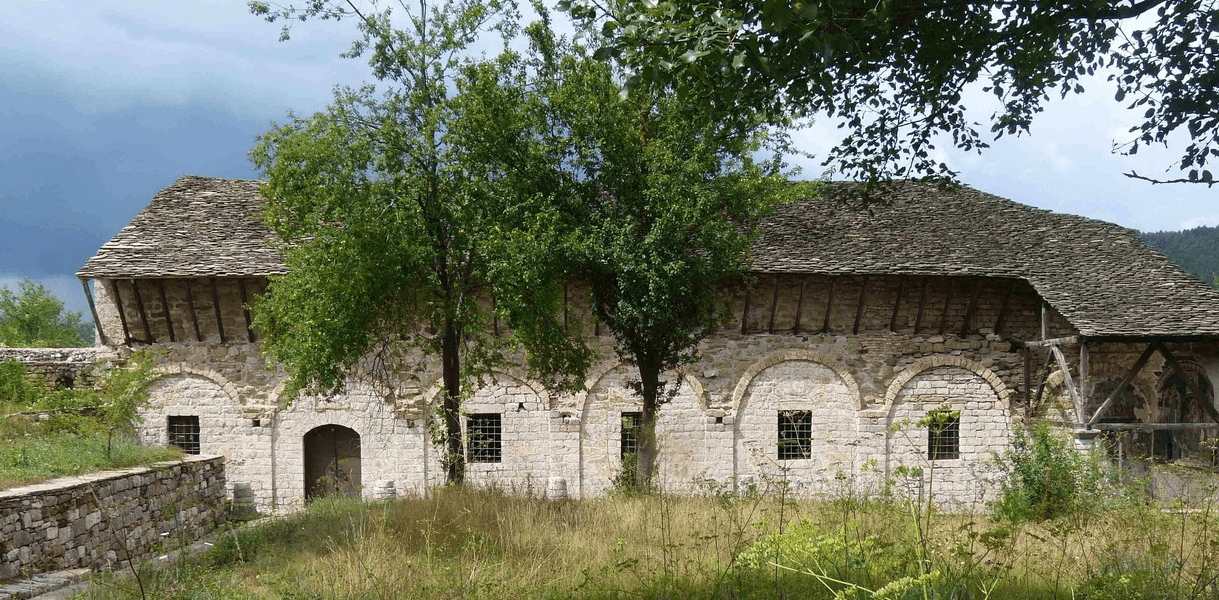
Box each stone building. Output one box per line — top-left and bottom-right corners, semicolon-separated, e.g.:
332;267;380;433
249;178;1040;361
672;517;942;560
74;175;1219;512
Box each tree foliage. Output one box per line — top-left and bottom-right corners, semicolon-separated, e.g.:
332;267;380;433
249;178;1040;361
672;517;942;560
564;0;1219;187
0;278;93;348
250;0;591;484
1140;225;1219;289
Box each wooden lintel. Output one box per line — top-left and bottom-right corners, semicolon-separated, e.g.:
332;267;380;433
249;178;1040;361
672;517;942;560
767;275;781;334
1088;341;1160;425
1050;344;1082;419
78;277;109;347
852;276;868;335
960;278;982;337
821;277;835;333
888;278;904;332
1024;336;1080;348
1090;422;1219;431
238;278;256;343
740;284;752;335
1159;346;1219;424
130;279;154;344
184;280;202;342
792;276;806;334
914;278;929;333
112;280;132;346
937;278;953;335
157;279;176;342
210;278;227;344
993;279;1016;334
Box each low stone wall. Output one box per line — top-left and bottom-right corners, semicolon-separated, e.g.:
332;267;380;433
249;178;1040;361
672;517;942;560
0;347;116;390
0;455;225;581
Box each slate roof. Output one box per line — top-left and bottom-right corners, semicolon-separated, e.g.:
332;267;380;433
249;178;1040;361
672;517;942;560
77;176;286;278
79;176;1219;339
752;181;1219;339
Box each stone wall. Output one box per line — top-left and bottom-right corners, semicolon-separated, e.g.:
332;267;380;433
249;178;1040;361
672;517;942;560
0;455;224;581
0;347;115;390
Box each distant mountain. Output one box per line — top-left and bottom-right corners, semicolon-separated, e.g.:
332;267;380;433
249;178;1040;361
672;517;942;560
1140;226;1219;289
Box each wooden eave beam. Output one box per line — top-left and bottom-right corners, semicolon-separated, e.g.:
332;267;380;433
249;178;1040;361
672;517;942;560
914;278;929;333
888;277;904;332
184;279;203;342
78;277;109;347
937;278;954;335
852;276;868;335
959;278;981;337
792;276;806;334
767;275;781;334
821;277;836;333
1088;341;1159;425
238;278;256;343
111;279;132;346
210;278;227;344
157;279;176;342
992;279;1016;335
130;279;154;344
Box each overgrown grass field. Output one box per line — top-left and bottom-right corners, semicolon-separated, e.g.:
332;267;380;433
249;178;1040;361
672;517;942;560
77;480;1219;600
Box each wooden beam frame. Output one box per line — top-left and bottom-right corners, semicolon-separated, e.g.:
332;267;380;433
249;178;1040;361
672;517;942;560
959;278;982;337
767;275;781;334
852;276;868;335
238;278;256;343
130;279;154;344
914;278;929;333
157;279;176;342
1088;341;1159;425
184;280;202;342
1079;342;1090;411
792;276;806;334
210;278;227;344
888;277;904;332
821;277;836;333
937;277;954;335
78;277;109;347
1031;349;1054;411
992;279;1016;334
1024;336;1080;348
1050;345;1083;420
1092;422;1219;431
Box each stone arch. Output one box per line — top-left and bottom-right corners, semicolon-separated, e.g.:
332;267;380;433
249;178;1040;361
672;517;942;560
155;363;242;405
1155;358;1216;454
731;349;863;414
882;355;1011;412
420;367;552;410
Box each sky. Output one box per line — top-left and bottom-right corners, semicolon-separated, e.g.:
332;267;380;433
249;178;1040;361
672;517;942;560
0;1;1215;318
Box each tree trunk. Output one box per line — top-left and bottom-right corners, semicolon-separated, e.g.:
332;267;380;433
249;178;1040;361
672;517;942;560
635;363;661;489
441;318;464;485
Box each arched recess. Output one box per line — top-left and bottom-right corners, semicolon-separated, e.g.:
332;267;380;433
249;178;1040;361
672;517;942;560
303;424;362;501
1156;359;1216;455
881;355;1011;412
579;362;712;496
731;352;861;494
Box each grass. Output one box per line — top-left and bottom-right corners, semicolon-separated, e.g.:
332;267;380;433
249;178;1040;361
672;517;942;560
0;419;183;489
72;482;1219;600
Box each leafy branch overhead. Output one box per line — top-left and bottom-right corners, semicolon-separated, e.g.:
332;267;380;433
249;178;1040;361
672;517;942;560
564;0;1219;186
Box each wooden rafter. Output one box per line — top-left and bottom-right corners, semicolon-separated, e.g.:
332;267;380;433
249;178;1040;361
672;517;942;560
239;278;255;343
937;277;954;335
130;279;154;344
112;280;132;345
78;277;109;347
992;279;1016;334
1088;341;1160;425
888;277;904;332
852;276;868;335
157;279;176;342
821;277;836;333
184;279;202;342
792;276;806;334
959;278;981;337
767;275;781;334
211;278;227;344
914;278;929;333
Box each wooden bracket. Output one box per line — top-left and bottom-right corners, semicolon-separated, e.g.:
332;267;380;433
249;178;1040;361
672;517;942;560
157;279;176;342
852;276;868;335
130;279;154;344
78;277;109;347
184;279;203;342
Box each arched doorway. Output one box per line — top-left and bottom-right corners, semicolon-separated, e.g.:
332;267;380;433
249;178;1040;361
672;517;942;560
303;424;362;501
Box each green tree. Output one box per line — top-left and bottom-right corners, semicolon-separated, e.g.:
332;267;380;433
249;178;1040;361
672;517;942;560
565;0;1219;187
250;0;591;484
0;278;93;347
465;20;810;485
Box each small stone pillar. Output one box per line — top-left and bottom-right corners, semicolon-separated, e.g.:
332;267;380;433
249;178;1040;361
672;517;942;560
1073;427;1100;452
547;476;567;500
372;480;397;500
230;482;257;518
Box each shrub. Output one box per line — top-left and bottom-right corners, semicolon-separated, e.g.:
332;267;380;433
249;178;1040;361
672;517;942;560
993;420;1103;522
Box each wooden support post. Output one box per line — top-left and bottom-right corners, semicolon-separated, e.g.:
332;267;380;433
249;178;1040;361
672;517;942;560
937;277;954;335
852;276;868;335
184;280;202;342
1088;341;1159;425
740;284;752;334
130;279;154;344
960;278;982;337
767;275;781;334
914;278;929;333
792;276;806;334
889;278;904;332
238;278;256;343
1079;341;1090;410
157;279;176;342
821;277;836;333
112;282;132;346
78;277;109;347
210;278;227;344
1023;345;1032;407
1032;350;1054;411
1040;300;1049;341
1050;344;1083;422
993;279;1015;334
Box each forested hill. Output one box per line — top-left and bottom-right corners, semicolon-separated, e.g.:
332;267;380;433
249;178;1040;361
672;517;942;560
1140;226;1219;289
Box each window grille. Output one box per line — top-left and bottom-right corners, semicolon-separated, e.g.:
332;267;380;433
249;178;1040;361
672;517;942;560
777;410;812;460
168;415;200;455
927;415;960;460
621;412;643;458
467;413;502;463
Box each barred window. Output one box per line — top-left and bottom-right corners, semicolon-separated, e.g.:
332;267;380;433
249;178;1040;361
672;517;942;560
621;412;643;459
467;413;502;463
168;416;200;455
928;415;960;460
777;410;812;460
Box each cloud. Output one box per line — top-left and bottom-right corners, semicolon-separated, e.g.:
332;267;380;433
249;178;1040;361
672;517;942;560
1180;216;1219;230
